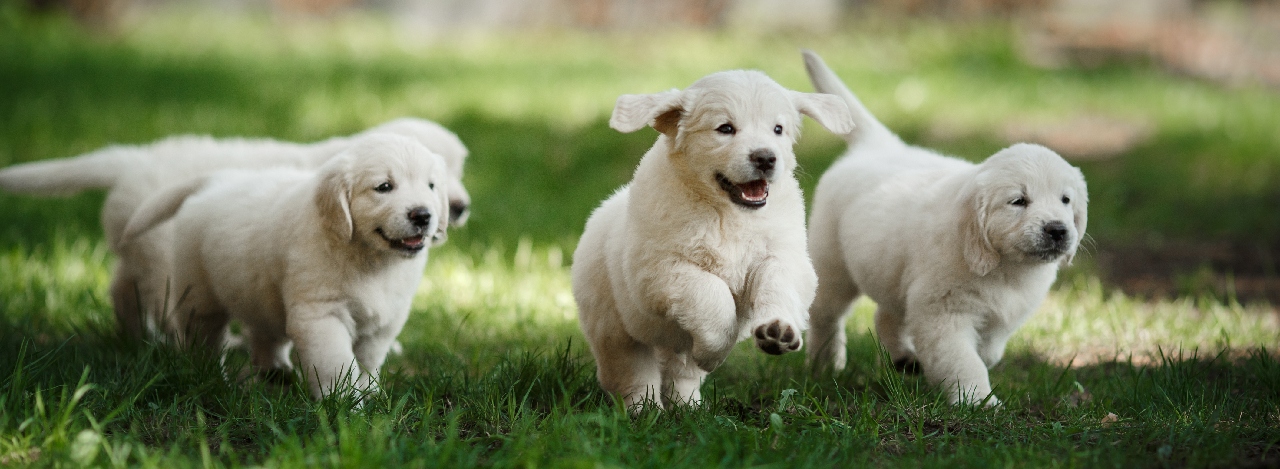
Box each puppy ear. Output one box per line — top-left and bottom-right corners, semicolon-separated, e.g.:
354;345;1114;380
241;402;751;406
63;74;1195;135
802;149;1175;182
610;90;684;137
315;163;354;243
1060;172;1090;269
431;173;451;247
791;91;855;135
961;187;999;276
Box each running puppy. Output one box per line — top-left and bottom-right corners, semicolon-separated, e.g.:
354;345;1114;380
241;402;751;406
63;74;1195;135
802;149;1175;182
0;118;469;339
572;70;853;411
122;134;450;398
802;51;1088;405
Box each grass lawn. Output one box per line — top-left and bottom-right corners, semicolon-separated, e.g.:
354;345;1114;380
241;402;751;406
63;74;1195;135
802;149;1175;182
1;5;1279;467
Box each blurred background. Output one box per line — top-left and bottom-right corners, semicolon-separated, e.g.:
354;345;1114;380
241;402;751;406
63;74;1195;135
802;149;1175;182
2;0;1279;307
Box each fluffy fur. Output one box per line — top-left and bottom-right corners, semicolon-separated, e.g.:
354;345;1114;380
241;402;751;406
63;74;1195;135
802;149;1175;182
572;70;854;411
121;133;450;398
802;51;1089;405
0;118;469;339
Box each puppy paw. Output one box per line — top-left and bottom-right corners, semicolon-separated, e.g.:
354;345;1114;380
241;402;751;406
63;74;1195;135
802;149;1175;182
754;320;801;355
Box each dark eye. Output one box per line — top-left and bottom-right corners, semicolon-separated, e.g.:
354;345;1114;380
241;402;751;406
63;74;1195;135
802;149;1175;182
375;182;394;193
774;125;784;135
715;123;735;135
1010;197;1027;207
429;182;435;190
1061;195;1070;204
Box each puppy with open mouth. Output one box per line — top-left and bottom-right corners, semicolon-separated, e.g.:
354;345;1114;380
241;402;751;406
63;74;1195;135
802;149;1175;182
121;133;450;399
802;51;1089;406
572;69;853;411
0;117;469;341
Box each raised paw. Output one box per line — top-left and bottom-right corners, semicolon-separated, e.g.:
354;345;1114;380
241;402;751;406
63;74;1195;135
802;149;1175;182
754;320;801;355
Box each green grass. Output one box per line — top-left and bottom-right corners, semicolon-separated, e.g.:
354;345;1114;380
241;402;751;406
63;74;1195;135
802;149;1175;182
1;6;1279;467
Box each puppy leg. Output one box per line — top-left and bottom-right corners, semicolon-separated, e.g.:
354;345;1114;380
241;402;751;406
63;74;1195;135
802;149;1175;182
978;335;1011;369
167;285;229;352
247;329;294;384
351;336;400;395
806;256;858;372
658;349;707;408
287;309;367;399
874;305;917;373
592;332;662;412
910;317;997;406
109;267;144;339
659;268;739;372
746;257;816;357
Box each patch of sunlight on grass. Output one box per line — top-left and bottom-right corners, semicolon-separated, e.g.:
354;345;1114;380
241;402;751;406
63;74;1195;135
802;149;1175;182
0;235;113;333
410;243;1280;370
411;240;1278;364
416;240;577;334
1015;276;1279;365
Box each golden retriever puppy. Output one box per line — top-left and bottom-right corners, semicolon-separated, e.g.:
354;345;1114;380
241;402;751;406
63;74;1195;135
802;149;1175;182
802;51;1088;405
572;69;854;411
121;133;449;398
0;118;468;339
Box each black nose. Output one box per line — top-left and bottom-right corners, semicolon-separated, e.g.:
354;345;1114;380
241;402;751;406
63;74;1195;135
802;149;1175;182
408;207;432;227
449;200;469;223
749;149;776;172
1043;221;1069;242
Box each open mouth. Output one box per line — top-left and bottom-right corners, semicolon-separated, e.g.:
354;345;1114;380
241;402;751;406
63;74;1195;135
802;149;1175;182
716;173;769;209
376;228;426;255
1027;247;1067;262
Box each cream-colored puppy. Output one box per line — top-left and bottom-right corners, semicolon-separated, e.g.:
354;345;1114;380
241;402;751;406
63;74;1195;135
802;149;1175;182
802;51;1088;405
0;118;469;339
572;70;853;411
121;133;449;398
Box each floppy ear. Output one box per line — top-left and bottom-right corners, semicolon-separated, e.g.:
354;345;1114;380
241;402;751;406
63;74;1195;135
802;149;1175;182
790;91;855;135
315;163;354;243
1060;173;1090;269
961;186;999;276
431;175;451;247
609;90;684;138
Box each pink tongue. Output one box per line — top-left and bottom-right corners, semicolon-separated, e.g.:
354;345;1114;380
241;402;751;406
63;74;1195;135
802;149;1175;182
402;236;425;248
738;180;768;201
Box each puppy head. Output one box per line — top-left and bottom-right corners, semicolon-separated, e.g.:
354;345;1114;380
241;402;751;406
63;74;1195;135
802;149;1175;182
316;133;452;258
610;70;852;210
365;118;472;226
962;143;1089;276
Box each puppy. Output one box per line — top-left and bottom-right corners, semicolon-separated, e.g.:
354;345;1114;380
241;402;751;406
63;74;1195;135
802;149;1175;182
0;118;469;339
121;134;450;398
572;70;853;411
802;51;1088;405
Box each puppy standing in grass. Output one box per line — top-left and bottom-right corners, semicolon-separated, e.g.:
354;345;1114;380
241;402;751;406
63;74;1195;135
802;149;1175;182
573;70;853;410
0;118;470;340
121;134;450;398
801;51;1088;405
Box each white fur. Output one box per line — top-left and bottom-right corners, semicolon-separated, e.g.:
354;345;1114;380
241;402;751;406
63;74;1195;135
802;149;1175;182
572;70;854;411
802;51;1089;405
120;133;451;399
0;118;469;339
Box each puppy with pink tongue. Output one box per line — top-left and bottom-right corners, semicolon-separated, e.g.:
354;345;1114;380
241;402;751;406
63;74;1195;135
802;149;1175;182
572;69;853;411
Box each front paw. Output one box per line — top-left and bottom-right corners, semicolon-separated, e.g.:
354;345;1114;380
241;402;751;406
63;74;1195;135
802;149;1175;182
754;320;801;355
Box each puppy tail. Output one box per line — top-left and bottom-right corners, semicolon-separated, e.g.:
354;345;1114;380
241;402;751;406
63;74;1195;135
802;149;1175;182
801;50;900;147
0;148;130;196
120;176;208;246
